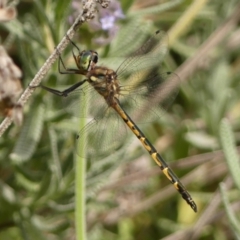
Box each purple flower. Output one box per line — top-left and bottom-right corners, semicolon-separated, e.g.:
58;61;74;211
100;14;115;30
70;0;125;45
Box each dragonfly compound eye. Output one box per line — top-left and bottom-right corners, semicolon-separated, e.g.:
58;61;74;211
79;50;96;71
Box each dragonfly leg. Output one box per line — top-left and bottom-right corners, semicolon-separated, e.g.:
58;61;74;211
58;51;82;75
65;34;81;69
66;34;81;52
40;80;87;97
54;43;81;75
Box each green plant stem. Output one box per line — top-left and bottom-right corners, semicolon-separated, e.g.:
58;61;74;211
75;91;88;240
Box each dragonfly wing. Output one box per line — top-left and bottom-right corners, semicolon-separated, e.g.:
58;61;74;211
118;71;180;124
57;83;130;160
76;106;129;160
61;84;96;118
116;30;168;82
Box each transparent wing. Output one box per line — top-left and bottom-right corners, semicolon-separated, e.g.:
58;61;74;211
113;30;178;124
60;82;130;159
76;109;129;160
118;71;179;124
62;83;106;119
116;30;168;82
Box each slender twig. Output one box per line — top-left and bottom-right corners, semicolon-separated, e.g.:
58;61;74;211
0;0;98;136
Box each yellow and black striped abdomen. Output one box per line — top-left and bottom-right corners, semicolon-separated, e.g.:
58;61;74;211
113;103;197;212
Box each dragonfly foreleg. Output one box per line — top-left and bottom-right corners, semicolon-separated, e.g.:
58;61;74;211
65;34;82;70
58;53;82;75
55;42;82;75
40;80;87;97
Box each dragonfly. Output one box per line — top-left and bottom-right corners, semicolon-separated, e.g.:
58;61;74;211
34;30;197;212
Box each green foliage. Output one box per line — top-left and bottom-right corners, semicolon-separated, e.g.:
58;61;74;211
1;0;240;239
219;119;240;238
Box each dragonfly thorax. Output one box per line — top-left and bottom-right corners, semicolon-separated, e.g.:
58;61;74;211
87;66;120;106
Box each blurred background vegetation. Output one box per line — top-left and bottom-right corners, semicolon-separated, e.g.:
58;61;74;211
1;0;240;239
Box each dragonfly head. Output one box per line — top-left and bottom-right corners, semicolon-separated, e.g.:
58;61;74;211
78;50;98;72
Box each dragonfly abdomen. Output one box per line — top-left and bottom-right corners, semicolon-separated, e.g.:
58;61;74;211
113;103;197;212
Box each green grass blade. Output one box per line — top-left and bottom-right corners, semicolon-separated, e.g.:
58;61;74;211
75;89;88;240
